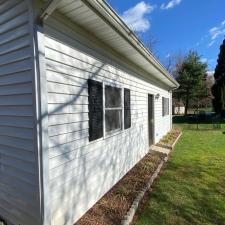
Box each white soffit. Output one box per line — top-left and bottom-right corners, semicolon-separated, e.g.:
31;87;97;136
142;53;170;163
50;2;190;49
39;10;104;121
54;0;179;89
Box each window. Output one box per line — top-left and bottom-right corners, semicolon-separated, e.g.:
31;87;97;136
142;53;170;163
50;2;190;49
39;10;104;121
105;85;122;135
162;97;169;116
88;79;131;141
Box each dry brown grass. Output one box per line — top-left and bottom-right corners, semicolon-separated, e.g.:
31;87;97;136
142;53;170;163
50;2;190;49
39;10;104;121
158;129;181;146
75;151;165;225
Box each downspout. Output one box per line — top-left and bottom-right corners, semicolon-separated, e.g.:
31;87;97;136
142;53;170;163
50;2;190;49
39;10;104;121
34;1;61;225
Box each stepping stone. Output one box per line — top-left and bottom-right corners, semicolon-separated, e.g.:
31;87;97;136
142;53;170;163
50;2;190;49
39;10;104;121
151;145;170;155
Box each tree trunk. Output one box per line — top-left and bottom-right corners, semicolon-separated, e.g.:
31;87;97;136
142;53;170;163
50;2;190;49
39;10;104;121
185;90;189;115
185;105;188;115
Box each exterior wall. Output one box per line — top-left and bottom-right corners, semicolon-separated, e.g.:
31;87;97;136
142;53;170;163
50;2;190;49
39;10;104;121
44;13;172;225
0;1;41;225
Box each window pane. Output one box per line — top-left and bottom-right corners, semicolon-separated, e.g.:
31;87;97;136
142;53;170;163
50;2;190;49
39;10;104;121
105;110;122;133
105;85;121;107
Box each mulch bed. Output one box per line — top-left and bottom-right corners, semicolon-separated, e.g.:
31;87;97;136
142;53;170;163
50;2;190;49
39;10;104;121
75;151;165;225
75;129;182;225
130;129;182;225
157;129;181;148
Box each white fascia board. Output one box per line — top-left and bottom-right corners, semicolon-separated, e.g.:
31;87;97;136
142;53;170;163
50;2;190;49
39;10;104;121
82;0;179;89
37;0;179;89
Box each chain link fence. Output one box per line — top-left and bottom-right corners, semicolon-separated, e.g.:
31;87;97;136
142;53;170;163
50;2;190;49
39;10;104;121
173;111;225;131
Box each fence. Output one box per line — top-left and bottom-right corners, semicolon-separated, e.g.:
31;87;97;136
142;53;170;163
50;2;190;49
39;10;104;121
173;113;224;131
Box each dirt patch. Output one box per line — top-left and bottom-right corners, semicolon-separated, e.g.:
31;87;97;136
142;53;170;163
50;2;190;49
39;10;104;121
75;151;165;225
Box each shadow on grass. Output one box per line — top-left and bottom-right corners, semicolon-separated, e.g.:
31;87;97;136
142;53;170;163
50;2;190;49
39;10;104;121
135;124;225;225
136;155;225;225
173;115;225;131
173;115;216;124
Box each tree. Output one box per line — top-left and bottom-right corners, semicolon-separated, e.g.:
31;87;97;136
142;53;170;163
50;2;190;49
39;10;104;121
174;51;208;115
164;51;185;76
135;33;159;58
211;38;225;116
145;34;158;57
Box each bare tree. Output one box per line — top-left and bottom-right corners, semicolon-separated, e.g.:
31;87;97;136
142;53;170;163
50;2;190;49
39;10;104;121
164;51;185;76
145;34;158;57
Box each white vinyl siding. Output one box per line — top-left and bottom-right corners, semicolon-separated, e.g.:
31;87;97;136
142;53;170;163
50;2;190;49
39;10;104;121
44;12;171;225
0;1;41;225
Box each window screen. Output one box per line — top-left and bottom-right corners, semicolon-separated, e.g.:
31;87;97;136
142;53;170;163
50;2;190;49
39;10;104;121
88;79;103;141
105;110;122;133
105;85;122;107
124;88;131;129
105;85;122;135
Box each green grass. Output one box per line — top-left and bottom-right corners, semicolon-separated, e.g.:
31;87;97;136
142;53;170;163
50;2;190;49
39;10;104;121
135;122;225;225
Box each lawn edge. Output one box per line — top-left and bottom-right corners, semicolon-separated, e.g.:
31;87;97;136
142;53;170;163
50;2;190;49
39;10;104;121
121;131;183;225
171;132;183;149
121;156;168;225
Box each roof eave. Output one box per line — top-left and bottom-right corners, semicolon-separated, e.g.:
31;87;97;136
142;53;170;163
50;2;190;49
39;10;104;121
83;0;179;89
38;0;179;89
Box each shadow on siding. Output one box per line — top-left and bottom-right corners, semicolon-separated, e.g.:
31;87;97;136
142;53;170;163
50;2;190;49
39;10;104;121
38;35;147;225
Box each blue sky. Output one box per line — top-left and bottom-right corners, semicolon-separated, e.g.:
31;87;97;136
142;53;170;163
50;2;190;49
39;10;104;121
107;0;225;71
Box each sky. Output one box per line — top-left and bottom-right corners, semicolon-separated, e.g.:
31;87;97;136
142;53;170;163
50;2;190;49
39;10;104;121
107;0;225;71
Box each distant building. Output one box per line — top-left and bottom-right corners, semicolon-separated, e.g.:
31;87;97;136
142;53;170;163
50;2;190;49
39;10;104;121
206;71;215;89
173;99;185;115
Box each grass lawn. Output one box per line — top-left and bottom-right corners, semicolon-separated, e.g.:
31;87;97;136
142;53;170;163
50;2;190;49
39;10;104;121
135;120;225;225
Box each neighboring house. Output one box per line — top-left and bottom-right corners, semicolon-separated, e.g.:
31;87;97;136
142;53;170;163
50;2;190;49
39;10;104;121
173;99;185;115
206;71;215;84
0;1;179;225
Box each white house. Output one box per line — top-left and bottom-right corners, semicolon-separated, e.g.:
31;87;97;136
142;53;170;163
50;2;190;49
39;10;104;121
0;1;179;225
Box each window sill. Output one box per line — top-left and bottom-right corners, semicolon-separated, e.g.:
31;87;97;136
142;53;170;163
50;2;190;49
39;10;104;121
89;126;132;143
104;129;123;139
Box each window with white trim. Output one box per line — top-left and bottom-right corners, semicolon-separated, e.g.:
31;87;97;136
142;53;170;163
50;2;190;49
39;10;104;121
105;85;122;135
88;79;131;141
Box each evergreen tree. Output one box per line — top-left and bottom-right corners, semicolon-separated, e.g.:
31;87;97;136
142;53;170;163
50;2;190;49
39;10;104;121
174;51;208;115
212;38;225;116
